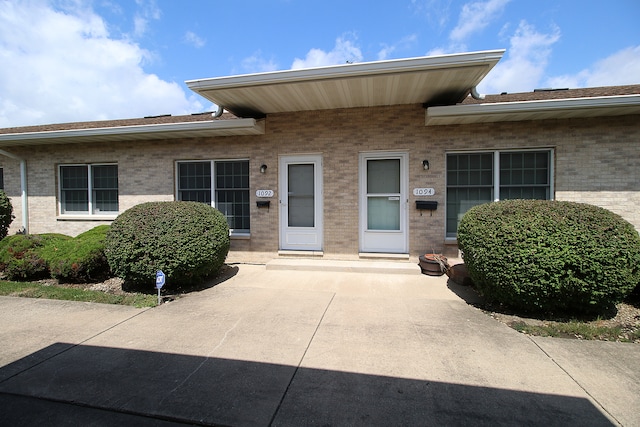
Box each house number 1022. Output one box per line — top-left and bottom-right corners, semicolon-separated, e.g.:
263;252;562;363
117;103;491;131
256;190;274;198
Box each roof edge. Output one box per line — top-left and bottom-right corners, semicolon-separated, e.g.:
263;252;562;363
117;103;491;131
186;49;506;91
426;94;640;126
0;118;264;146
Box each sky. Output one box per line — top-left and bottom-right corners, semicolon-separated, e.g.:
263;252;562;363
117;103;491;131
1;0;639;128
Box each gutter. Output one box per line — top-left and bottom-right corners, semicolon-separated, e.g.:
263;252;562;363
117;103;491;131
426;94;640;126
0;149;28;234
186;49;506;90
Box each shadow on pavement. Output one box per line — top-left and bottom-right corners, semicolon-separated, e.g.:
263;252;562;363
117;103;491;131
0;343;613;426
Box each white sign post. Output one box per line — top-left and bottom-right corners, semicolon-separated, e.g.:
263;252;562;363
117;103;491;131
155;270;166;305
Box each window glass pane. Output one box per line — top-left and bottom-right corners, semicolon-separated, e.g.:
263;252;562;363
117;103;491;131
445;153;494;238
92;165;118;213
367;159;400;194
215;160;250;232
178;162;211;204
499;151;550;203
368;197;400;230
446;187;493;237
287;164;314;227
60;166;88;213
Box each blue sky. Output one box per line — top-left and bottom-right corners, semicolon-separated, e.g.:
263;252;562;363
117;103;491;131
1;0;639;127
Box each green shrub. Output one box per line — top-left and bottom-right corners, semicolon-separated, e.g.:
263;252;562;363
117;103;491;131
0;234;70;281
457;200;640;315
41;225;112;283
104;202;230;289
0;191;14;239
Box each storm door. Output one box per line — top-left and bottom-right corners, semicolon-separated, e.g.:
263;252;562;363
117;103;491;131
359;152;408;253
279;155;323;251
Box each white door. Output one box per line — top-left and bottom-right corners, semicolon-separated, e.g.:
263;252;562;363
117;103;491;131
360;152;408;253
279;155;323;251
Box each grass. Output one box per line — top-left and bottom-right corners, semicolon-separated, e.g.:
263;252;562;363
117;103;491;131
0;280;157;308
511;320;640;343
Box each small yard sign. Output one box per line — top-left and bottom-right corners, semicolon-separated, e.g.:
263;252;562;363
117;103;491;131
155;270;166;289
155;270;165;305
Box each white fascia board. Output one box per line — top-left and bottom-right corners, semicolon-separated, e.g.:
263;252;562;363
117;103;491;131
0;118;262;144
186;50;505;90
426;94;640;125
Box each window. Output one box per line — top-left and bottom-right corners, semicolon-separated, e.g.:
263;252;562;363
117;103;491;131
0;168;3;190
59;164;118;215
446;150;552;238
177;160;250;234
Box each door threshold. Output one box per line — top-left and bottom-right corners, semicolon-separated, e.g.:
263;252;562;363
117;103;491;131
358;252;410;261
278;250;324;258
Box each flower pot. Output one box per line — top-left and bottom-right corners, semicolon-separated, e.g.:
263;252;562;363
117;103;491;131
418;254;449;276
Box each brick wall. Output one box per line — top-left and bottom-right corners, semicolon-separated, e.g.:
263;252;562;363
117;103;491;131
1;107;638;260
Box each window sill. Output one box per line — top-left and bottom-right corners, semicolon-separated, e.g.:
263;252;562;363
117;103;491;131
230;233;250;240
57;215;118;221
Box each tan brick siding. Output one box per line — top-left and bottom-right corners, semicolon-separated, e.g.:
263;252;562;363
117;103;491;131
0;107;638;261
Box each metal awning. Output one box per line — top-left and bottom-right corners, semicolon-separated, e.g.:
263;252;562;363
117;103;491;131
186;50;505;117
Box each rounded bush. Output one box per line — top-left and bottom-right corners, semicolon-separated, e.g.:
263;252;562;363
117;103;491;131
0;191;14;239
104;202;230;288
457;200;640;314
0;234;70;281
41;225;112;283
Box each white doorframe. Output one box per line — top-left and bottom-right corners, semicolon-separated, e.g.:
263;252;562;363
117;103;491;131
279;155;323;251
359;152;408;253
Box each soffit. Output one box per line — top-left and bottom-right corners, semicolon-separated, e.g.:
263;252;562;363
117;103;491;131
186;50;505;117
425;95;640;126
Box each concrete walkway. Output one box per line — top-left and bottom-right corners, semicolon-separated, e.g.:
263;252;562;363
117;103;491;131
0;263;638;426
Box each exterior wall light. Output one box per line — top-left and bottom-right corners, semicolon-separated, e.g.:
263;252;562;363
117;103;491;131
260;164;267;174
422;160;430;171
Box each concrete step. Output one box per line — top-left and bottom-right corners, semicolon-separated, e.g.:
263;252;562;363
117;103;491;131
265;258;423;275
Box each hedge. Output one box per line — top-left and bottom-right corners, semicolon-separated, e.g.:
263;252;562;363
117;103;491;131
0;191;14;240
0;234;70;281
104;201;230;288
41;225;112;283
457;200;640;314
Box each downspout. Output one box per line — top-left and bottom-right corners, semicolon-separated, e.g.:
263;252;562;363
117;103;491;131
0;149;28;234
470;86;485;100
212;104;224;118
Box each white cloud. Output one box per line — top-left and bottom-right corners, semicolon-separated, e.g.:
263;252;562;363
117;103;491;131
240;51;279;73
184;31;205;48
478;20;560;94
546;45;640;88
291;34;363;69
429;0;509;56
450;0;510;42
0;1;201;128
377;34;418;60
411;0;454;31
133;0;161;37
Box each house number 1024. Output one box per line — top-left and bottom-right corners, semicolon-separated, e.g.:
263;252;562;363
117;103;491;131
413;188;435;196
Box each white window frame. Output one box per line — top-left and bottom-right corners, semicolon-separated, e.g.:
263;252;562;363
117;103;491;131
175;159;250;237
58;163;119;217
445;148;554;241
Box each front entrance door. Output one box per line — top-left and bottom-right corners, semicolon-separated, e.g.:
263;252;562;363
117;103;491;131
279;155;323;251
359;152;408;253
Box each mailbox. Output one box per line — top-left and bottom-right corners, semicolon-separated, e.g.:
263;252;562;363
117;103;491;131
256;200;270;208
416;200;438;211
